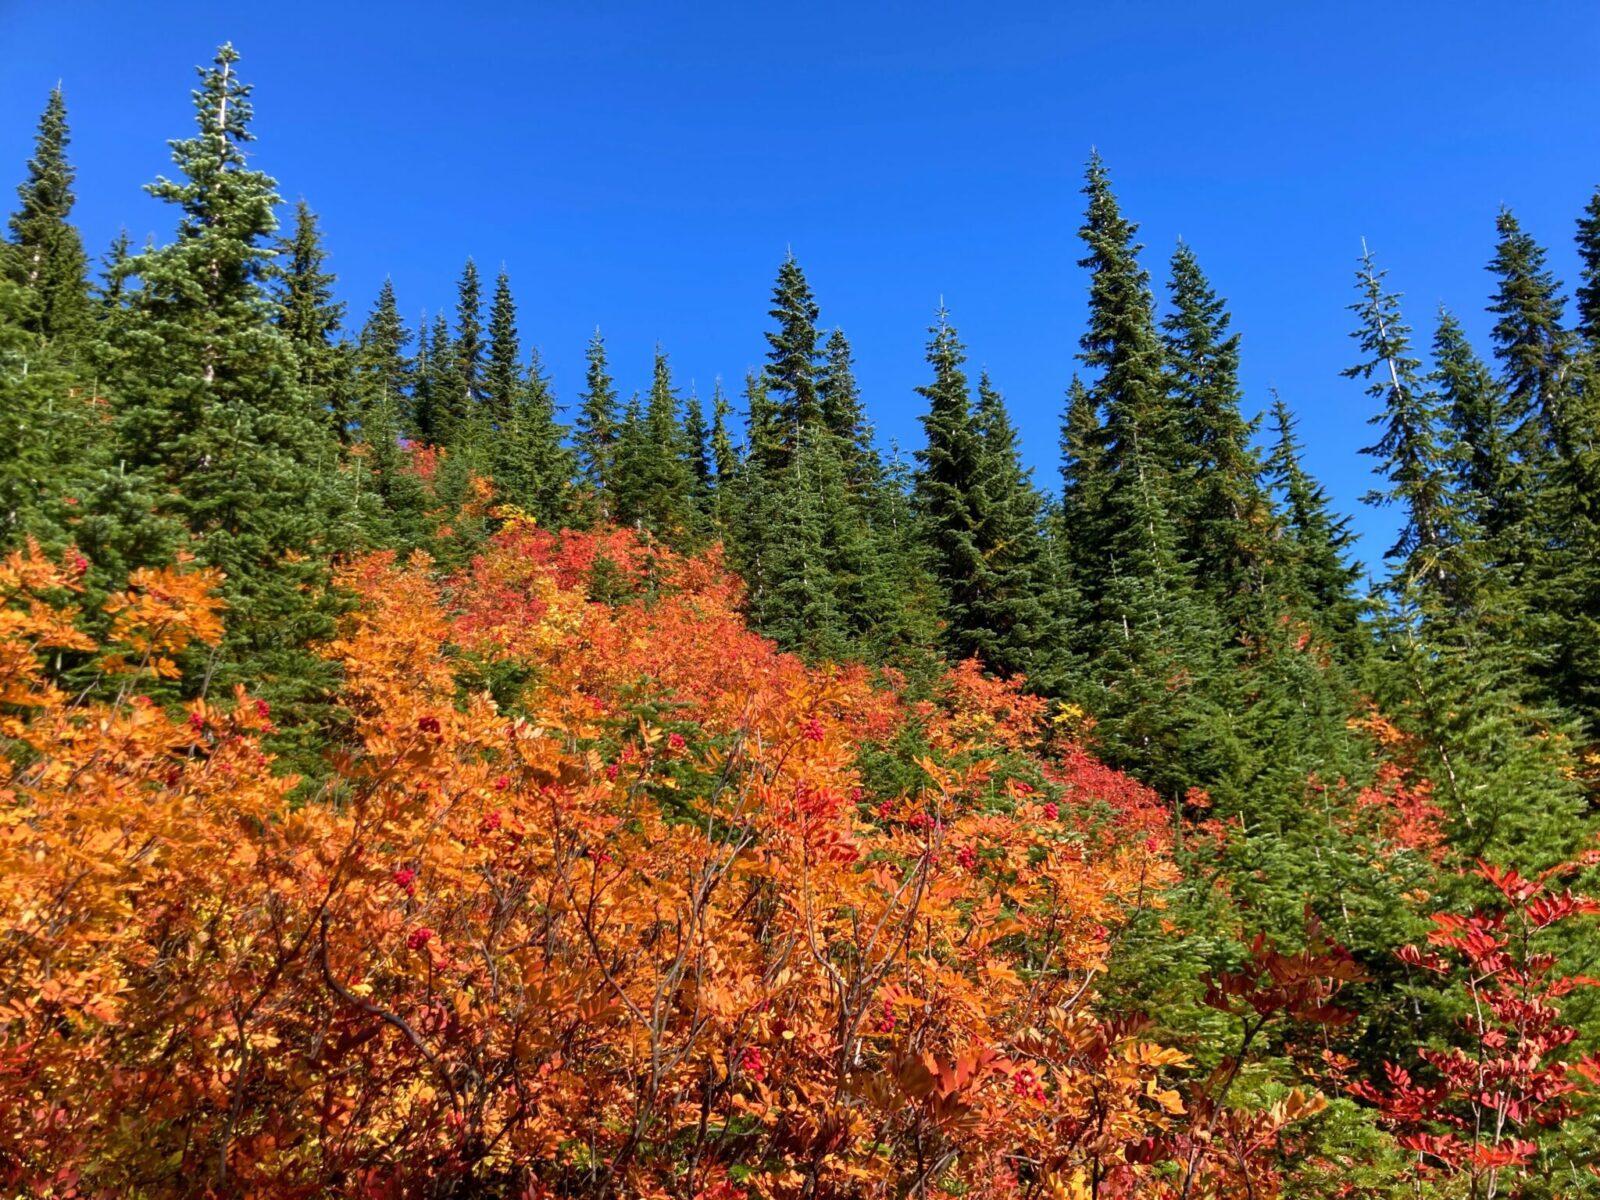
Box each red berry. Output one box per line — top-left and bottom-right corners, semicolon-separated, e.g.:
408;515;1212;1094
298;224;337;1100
254;699;270;719
1042;801;1060;821
667;732;685;751
801;718;825;743
406;926;433;951
493;775;510;791
417;715;441;735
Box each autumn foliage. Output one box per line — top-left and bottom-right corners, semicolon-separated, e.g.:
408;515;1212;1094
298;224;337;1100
1;525;1596;1198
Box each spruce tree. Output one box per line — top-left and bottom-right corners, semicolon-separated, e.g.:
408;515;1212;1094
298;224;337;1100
762;253;822;462
1574;186;1600;347
272;198;349;442
4;85;90;344
1487;209;1576;460
1432;308;1518;544
352;279;427;547
575;328;618;504
1160;242;1271;621
1346;244;1466;602
439;257;483;445
683;385;713;501
612;352;691;536
1263;393;1364;649
495;347;572;523
484;267;520;432
818;327;874;479
94;44;346;751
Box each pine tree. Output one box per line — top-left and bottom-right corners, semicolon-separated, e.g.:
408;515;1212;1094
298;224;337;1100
352;279;427;547
1069;154;1217;797
92;44;346;754
496;347;572;523
912;305;984;654
1432;308;1518;544
683;385;713;500
969;370;1070;688
575;328;618;502
484;267;521;432
1263;393;1364;650
1346;244;1466;602
272;198;349;442
1487;209;1576;460
1160;242;1271;621
4;85;90;344
612;351;691;536
818;327;874;478
439;257;483;445
762;253;822;462
1574;186;1600;347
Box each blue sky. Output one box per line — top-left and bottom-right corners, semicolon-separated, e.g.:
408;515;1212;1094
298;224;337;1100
4;1;1599;575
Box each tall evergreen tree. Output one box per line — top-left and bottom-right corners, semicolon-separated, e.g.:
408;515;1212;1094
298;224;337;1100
1574;186;1600;347
575;328;618;502
761;253;822;462
496;346;572;523
1346;244;1466;602
683;385;713;500
484;267;521;432
4;85;90;343
92;44;346;751
272;198;349;442
1487;209;1576;460
1160;242;1271;619
1263;393;1364;648
612;351;691;535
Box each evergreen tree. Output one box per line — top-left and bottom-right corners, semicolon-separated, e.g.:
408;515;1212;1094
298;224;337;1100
762;253;821;462
496;347;572;523
4;85;90;344
818;327;874;478
1487;209;1576;460
1574;186;1600;346
1346;244;1466;602
1160;242;1271;620
438;257;483;444
484;267;520;432
683;385;713;500
93;44;346;753
1263;393;1364;649
710;378;737;482
575;328;618;502
1432;308;1518;544
352;279;427;547
272;198;349;442
612;352;691;535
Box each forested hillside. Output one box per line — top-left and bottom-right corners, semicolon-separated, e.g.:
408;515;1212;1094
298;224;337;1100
5;44;1600;1199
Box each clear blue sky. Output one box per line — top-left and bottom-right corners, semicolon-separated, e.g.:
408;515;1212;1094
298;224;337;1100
5;1;1599;573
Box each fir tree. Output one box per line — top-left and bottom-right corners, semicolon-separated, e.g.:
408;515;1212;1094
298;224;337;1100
1346;244;1465;601
1574;186;1600;346
4;85;90;344
272;198;349;442
1263;393;1364;649
496;347;572;523
762;253;822;462
1487;209;1576;460
484;267;521;432
1432;308;1518;543
575;328;618;501
818;327;874;478
683;385;713;500
94;44;346;753
1160;242;1271;619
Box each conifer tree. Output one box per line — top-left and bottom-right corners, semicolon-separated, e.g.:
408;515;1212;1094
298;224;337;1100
683;385;713;500
1487;209;1576;460
1263;393;1364;648
484;267;521;432
575;328;618;502
1574;186;1600;347
762;253;821;462
1432;308;1518;543
612;352;691;535
272;198;349;442
496;347;572;523
1069;155;1218;796
94;44;346;749
818;327;874;478
710;379;737;482
1347;244;1465;602
351;279;428;546
4;85;90;344
439;257;483;444
1160;242;1271;619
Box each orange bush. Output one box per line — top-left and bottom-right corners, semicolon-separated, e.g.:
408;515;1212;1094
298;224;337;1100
0;527;1353;1198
